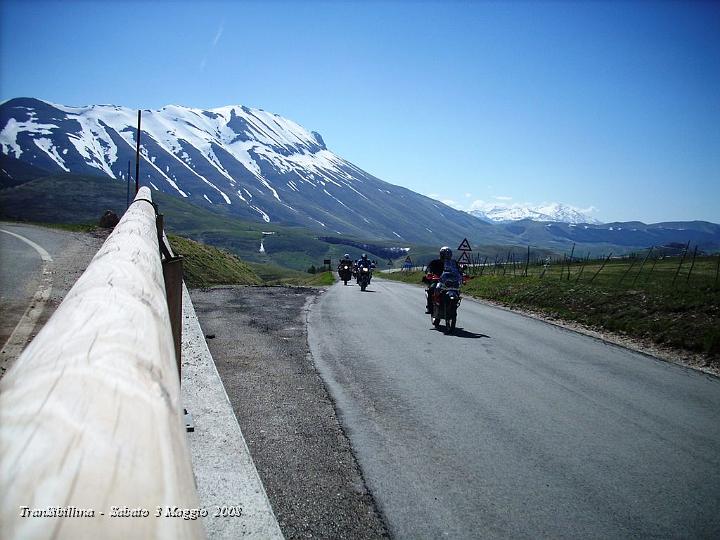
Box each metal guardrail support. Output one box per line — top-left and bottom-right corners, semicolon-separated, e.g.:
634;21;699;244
0;187;204;539
155;211;184;378
163;256;184;377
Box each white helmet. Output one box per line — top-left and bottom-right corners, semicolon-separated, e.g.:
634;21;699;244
440;246;452;260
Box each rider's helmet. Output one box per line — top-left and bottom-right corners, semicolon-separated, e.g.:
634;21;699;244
344;253;350;259
362;253;368;260
440;246;452;260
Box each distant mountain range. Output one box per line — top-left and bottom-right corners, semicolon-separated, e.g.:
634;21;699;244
1;97;719;257
496;219;720;256
468;202;601;224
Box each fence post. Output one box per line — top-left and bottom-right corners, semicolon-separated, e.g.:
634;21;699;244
632;246;653;286
574;252;590;284
619;256;637;285
539;258;549;279
589;253;613;283
646;254;659;282
567;243;575;281
686;245;698;284
524;246;530;276
672;241;691;286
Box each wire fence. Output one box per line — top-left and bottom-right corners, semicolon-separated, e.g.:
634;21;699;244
456;243;720;290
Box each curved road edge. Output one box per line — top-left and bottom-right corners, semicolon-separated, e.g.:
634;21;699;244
0;228;53;375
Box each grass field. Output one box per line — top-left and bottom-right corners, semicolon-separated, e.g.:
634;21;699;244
168;234;264;287
169;234;335;288
382;255;720;364
248;262;335;286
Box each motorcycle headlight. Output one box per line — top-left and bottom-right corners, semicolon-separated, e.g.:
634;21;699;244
363;268;368;272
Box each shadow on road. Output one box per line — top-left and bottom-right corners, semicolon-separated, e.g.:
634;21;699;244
431;326;490;339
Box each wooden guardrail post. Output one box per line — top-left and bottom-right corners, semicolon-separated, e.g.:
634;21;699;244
0;187;204;540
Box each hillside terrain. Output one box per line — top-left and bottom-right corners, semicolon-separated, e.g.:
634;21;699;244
0;171;430;271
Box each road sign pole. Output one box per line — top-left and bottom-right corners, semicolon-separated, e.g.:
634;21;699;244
135;110;141;194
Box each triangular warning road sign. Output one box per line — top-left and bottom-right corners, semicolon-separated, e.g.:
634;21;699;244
405;256;412;264
457;238;472;252
457;251;471;264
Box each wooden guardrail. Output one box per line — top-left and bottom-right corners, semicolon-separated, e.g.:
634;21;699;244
0;187;204;539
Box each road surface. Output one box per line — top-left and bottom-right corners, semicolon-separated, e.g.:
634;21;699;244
307;277;720;538
0;222;105;375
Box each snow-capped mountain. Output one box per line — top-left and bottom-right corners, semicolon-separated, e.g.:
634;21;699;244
0;97;488;244
469;202;601;224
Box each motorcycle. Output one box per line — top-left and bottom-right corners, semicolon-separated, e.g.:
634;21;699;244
426;271;462;333
338;263;352;285
357;265;372;291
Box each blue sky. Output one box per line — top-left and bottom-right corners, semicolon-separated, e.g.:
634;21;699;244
1;0;719;223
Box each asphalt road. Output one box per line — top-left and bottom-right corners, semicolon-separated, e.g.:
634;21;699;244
0;222;105;375
0;225;45;344
307;276;720;538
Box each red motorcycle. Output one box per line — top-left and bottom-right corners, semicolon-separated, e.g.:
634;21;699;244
425;271;463;333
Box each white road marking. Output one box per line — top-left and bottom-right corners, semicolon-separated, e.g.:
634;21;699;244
0;229;53;372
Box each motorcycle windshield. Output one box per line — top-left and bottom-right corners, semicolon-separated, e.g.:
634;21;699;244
440;271;460;290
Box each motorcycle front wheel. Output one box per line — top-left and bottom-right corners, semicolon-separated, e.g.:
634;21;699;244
445;316;456;334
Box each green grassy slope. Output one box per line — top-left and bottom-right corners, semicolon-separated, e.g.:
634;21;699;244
168;234;263;287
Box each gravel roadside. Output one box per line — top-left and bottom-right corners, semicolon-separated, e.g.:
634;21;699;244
189;285;389;540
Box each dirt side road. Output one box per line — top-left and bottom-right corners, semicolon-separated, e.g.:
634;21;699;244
189;286;388;540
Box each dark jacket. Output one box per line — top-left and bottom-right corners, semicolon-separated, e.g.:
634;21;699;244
426;258;445;275
423;258;463;284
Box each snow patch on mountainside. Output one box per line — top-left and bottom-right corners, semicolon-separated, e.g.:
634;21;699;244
0;99;345;216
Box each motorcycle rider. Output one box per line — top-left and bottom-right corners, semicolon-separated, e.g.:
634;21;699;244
422;246;462;314
338;253;353;269
356;253;372;283
338;253;353;282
